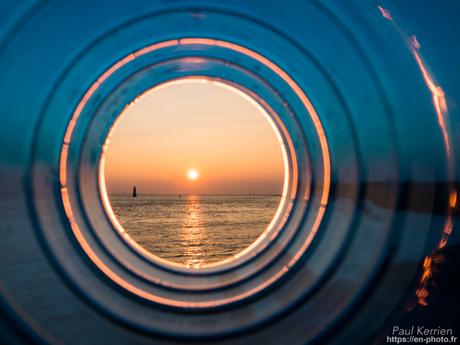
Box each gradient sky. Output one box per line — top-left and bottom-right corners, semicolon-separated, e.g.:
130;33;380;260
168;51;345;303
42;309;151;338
104;80;284;195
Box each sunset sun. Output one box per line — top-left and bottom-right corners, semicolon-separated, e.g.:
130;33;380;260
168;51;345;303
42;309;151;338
187;169;199;181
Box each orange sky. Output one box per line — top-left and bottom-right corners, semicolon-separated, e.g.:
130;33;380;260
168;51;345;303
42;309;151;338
103;80;284;195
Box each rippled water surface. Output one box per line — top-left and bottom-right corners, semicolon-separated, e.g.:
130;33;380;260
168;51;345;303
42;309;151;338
109;194;281;266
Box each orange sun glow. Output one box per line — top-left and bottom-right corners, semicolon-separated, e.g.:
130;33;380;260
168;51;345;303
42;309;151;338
187;169;199;180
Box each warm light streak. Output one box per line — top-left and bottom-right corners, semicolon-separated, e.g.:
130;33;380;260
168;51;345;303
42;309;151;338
449;190;457;209
377;5;393;20
410;35;421;49
378;5;456;307
378;6;451;159
411;51;450;155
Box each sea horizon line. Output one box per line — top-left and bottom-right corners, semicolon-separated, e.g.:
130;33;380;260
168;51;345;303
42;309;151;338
110;193;283;196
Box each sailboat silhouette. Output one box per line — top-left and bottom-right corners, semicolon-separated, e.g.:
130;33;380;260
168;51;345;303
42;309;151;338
132;186;137;197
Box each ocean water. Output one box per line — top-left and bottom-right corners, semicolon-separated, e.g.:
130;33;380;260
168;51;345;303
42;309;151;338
109;194;281;266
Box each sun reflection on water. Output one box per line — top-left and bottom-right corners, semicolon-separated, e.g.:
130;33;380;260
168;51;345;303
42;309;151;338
180;195;207;267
